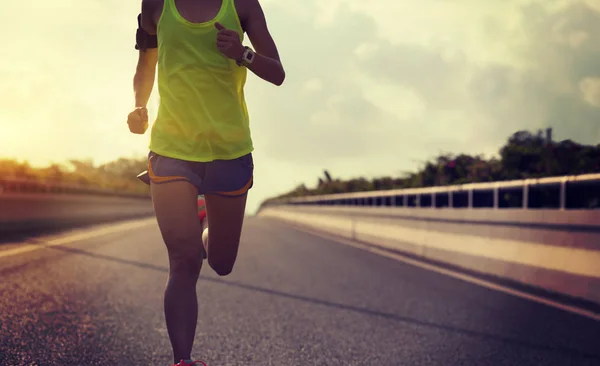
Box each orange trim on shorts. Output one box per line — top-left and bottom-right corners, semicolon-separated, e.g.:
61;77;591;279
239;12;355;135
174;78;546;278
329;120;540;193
216;176;253;196
147;155;189;184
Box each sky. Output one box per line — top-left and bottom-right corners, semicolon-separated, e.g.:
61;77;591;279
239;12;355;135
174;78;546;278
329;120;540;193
1;0;600;214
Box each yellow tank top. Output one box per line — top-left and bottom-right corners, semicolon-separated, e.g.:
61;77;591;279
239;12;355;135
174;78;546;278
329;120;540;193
150;0;253;162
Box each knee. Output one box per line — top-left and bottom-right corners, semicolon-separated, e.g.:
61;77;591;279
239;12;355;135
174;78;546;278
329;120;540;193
208;257;235;277
164;234;203;280
170;254;202;280
168;251;202;282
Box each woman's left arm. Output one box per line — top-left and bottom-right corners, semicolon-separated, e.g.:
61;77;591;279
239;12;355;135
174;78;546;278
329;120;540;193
240;0;285;86
215;0;285;85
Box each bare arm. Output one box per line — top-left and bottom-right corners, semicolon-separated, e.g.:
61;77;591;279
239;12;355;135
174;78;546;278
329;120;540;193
134;1;159;108
134;49;158;108
244;0;285;86
128;1;159;134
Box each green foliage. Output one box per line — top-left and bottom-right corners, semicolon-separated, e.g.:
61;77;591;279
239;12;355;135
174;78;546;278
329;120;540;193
0;156;150;195
261;128;600;207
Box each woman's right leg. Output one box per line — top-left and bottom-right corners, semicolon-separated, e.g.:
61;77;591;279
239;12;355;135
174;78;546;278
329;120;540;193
151;180;204;364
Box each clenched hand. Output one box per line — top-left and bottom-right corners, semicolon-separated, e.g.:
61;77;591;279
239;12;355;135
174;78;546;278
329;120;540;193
215;22;244;60
127;107;148;135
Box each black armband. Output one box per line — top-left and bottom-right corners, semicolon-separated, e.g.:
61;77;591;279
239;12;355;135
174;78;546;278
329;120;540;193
135;13;158;51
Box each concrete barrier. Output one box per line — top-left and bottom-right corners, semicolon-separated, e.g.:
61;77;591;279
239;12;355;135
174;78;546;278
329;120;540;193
0;193;154;240
259;205;600;306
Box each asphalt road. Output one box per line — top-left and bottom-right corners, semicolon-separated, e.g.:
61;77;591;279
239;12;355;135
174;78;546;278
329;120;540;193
0;217;598;366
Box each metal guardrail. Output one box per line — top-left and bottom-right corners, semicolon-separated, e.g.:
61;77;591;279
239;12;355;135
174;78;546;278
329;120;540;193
269;173;600;210
0;177;149;199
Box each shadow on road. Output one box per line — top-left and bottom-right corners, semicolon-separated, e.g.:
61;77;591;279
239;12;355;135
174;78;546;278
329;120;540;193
19;238;600;361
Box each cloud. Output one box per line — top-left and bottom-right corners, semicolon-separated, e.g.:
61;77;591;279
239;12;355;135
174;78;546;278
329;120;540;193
353;0;600;153
580;78;600;107
480;0;600;144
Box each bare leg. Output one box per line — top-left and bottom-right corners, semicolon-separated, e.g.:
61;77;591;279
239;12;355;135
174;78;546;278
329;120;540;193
203;193;248;276
151;181;204;363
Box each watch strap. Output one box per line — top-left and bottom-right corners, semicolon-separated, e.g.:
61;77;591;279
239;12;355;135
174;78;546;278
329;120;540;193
236;46;255;67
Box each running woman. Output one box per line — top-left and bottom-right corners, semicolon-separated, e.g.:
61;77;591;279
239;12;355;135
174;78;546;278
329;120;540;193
127;0;285;364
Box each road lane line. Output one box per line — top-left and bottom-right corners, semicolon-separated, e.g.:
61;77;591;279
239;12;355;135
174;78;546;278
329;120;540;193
275;220;600;322
0;218;156;259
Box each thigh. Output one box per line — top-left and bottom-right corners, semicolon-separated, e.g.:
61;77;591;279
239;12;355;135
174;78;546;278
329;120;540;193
151;180;204;256
204;192;248;262
202;153;254;196
148;152;204;190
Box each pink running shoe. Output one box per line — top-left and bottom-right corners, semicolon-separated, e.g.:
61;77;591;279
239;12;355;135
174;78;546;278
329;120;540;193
197;195;207;222
172;360;207;366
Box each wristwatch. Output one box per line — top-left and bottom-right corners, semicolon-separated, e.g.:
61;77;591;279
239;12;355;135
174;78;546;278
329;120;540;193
236;46;255;67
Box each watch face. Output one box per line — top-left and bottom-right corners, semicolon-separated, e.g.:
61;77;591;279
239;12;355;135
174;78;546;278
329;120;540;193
247;52;254;61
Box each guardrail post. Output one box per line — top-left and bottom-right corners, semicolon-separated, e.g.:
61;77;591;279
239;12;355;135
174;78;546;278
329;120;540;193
560;181;566;210
403;195;408;207
522;184;529;209
431;193;436;208
468;189;473;209
493;186;499;209
449;191;453;208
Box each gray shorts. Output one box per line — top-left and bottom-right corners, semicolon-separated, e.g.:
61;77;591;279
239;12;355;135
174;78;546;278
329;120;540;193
146;151;254;197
